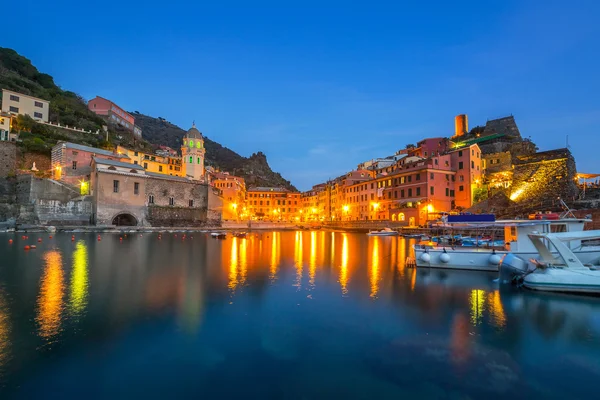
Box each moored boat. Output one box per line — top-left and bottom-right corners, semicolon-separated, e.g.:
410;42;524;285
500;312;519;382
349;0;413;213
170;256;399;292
367;228;398;236
210;232;227;239
500;231;600;295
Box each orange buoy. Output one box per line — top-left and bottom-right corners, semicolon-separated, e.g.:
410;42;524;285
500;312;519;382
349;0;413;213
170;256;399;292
24;245;30;250
9;239;13;244
22;236;26;240
38;238;42;242
49;235;53;239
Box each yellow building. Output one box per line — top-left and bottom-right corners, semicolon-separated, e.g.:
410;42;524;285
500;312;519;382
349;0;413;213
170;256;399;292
116;145;183;177
247;187;301;221
211;171;246;221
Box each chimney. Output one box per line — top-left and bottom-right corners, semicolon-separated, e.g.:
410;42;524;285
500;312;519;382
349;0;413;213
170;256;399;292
454;114;468;137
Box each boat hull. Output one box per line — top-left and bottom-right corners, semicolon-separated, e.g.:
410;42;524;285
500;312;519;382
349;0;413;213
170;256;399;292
367;232;398;236
413;246;600;271
524;268;600;295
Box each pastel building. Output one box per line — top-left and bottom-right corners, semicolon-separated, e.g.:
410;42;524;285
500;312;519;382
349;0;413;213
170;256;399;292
247;187;301;221
211;171;246;220
51;141;129;186
1;89;49;122
0;112;14;141
116;145;183;177
87;96;141;137
448;144;483;209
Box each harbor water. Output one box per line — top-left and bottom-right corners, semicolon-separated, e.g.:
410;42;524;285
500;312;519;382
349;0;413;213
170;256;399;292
0;231;599;399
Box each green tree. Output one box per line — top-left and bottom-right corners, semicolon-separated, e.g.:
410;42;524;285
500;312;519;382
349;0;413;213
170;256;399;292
14;114;35;132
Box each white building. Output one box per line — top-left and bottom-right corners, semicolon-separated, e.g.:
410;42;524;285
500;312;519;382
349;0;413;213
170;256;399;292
1;89;50;122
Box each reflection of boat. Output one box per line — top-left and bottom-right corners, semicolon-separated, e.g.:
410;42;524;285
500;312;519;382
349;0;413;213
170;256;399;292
416;268;497;290
501;231;600;295
367;228;398;236
210;232;227;239
232;232;247;238
414;218;600;271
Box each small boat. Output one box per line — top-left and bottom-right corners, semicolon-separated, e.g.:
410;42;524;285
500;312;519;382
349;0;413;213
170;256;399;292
501;231;600;295
403;233;424;239
232;232;247;238
367;228;398;236
210;232;227;239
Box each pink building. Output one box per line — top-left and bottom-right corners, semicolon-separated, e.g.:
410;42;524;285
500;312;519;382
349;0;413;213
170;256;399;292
410;137;450;158
51;141;129;186
448;144;482;209
88;96;141;138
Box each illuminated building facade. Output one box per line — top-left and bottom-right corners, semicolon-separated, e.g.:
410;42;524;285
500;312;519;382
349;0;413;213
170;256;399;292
211;171;246;220
181;123;206;181
247;187;301;221
116;146;183;177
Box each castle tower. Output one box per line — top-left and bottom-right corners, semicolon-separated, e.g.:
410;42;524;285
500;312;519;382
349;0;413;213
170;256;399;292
181;123;206;181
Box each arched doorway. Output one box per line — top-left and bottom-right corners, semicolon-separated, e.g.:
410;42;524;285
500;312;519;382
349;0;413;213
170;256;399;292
392;214;397;221
112;213;138;226
399;213;405;221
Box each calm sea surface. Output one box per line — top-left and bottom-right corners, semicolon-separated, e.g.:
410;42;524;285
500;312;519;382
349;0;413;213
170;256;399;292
0;231;599;399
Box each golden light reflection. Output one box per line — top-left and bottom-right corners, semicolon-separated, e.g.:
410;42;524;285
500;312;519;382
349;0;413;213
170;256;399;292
294;232;303;289
239;237;247;286
309;231;317;288
330;232;335;266
229;237;239;291
269;232;280;282
370;238;380;298
339;234;349;295
37;250;65;339
0;291;10;368
469;289;486;326
69;241;89;317
487;290;506;328
409;267;416;292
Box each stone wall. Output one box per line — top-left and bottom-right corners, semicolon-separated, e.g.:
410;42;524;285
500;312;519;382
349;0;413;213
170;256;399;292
17;175;80;204
146;206;210;227
19;152;51;175
0;177;17;227
0;141;16;178
207;187;223;225
483;151;512;174
35;198;93;226
510;148;578;204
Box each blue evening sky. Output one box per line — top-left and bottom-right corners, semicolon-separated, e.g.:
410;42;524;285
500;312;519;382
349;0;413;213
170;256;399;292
10;0;600;190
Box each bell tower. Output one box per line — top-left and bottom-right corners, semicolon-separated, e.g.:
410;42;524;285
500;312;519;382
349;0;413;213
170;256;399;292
181;122;206;181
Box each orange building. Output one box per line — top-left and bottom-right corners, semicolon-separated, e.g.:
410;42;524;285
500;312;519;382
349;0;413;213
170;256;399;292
211;171;246;220
247;187;301;221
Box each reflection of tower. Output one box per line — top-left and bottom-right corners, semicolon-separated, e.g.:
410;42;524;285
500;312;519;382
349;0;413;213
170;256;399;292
181;123;206;181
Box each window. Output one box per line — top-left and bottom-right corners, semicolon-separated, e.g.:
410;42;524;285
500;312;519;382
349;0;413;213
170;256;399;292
408;188;413;197
169;197;175;206
267;201;270;205
458;150;463;157
34;101;43;108
415;174;420;181
189;156;193;163
472;149;474;156
9;106;18;113
189;199;194;207
72;161;77;170
408;175;412;183
450;190;455;197
144;162;148;169
370;193;374;200
416;187;421;196
459;175;464;182
9;95;19;102
169;165;173;170
371;183;374;189
134;161;138;165
424;151;428;156
430;187;434;195
430;173;434;180
159;165;163;172
260;201;263;206
471;161;475;169
401;189;405;198
197;157;201;164
459;185;464;192
113;180;119;193
458;161;464;170
134;152;138;156
434;159;438;165
34;112;43;119
445;188;449;196
134;182;139;195
394;191;398;199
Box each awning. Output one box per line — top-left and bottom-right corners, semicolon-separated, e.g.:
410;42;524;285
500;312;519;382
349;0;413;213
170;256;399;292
576;173;600;179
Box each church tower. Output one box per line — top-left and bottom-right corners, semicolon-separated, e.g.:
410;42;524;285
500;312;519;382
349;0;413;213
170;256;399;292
181;123;206;181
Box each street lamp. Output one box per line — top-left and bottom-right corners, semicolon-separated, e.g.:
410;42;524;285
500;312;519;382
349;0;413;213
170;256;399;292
343;204;349;221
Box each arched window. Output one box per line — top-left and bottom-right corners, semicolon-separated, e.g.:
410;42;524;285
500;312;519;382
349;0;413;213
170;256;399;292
148;194;154;204
399;213;405;221
197;157;201;164
107;166;117;171
392;214;397;221
189;156;193;164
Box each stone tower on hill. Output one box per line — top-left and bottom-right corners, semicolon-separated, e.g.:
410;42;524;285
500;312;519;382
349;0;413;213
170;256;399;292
181;123;206;181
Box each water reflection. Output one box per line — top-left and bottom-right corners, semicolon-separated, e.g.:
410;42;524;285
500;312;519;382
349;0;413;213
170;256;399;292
270;232;280;283
228;237;248;292
470;289;485;326
294;232;303;289
370;238;380;298
0;290;10;369
36;250;65;340
309;231;316;288
339;234;349;295
69;241;89;318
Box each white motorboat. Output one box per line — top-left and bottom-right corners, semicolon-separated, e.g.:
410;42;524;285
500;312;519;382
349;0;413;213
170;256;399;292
500;231;600;295
413;218;600;271
210;231;227;239
367;228;398;236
